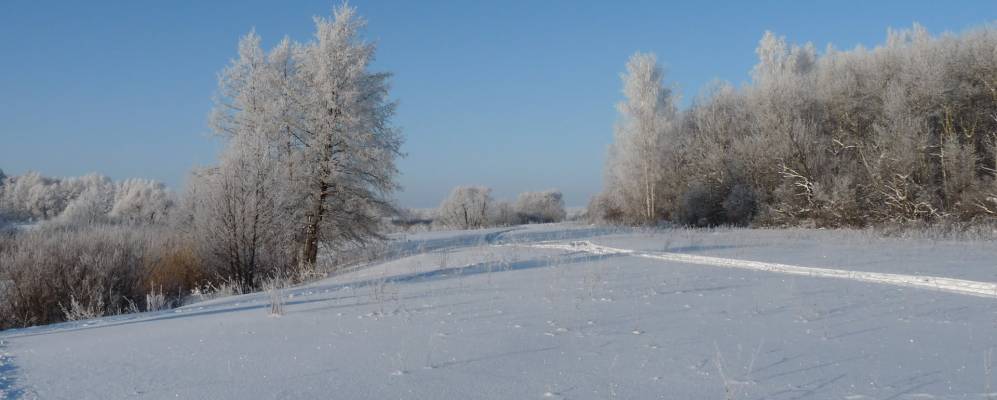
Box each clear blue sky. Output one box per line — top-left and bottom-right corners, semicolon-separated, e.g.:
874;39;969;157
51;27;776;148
1;1;995;207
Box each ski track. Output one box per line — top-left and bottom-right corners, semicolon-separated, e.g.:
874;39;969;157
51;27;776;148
520;240;997;299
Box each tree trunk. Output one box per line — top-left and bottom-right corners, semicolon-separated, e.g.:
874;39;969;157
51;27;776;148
300;179;328;268
300;105;341;268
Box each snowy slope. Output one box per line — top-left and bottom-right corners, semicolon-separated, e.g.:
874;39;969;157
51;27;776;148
3;224;997;399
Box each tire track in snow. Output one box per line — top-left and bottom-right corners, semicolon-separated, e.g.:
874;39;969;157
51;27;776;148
523;240;997;299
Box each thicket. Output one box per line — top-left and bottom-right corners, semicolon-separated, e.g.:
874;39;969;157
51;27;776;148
435;186;567;229
594;25;997;227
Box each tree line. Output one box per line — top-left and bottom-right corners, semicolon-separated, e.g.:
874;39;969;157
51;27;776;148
592;24;997;228
433;186;567;229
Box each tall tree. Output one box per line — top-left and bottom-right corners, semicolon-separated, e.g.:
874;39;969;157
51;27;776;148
606;52;677;223
200;3;402;278
294;4;402;267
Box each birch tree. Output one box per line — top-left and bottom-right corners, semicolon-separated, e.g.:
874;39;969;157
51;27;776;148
293;5;401;267
201;3;402;274
606;52;677;223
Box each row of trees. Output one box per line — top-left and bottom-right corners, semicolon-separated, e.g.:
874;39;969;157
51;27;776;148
594;24;997;227
0;171;173;225
436;186;566;229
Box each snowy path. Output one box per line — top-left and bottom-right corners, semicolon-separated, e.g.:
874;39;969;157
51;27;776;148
523;240;997;299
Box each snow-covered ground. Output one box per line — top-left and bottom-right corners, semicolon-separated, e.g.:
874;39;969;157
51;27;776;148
3;224;997;399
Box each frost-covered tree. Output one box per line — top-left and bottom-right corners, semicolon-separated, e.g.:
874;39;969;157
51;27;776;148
187;135;295;287
438;186;492;229
605;52;678;223
0;172;172;224
489;200;519;226
110;179;173;225
594;23;997;227
514;190;566;223
293;5;402;267
201;3;402;273
0;172;65;220
59;175;115;225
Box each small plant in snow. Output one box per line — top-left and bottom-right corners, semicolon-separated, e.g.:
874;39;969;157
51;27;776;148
145;285;167;312
438;250;449;269
60;295;104;322
369;277;397;316
262;272;288;317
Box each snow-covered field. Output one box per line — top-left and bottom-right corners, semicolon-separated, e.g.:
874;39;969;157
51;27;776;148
3;223;997;399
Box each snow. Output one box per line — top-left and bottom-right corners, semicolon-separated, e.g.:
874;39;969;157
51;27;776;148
2;223;997;399
523;240;997;298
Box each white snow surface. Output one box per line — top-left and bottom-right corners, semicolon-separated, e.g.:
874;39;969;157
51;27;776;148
2;223;997;399
523;240;997;298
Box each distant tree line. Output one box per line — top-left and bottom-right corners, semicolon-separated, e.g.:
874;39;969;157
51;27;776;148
592;24;997;227
0;172;172;225
434;186;567;229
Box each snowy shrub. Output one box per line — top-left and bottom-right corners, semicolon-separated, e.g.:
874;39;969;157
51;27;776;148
60;294;104;322
436;188;566;228
110;179;174;224
722;184;758;226
58;177;116;225
0;224;195;329
184;279;247;306
489;201;519;226
677;182;725;227
183;147;297;289
144;285;168;312
262;272;288;317
0;172;63;220
584;192;618;223
387;208;436;233
143;236;205;303
513;190;566;224
437;186;493;229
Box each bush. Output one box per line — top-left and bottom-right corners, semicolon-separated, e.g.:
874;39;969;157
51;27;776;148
0;224;199;329
436;186;493;229
722;184;758;226
677;182;725;227
586;192;624;223
513;190;566;224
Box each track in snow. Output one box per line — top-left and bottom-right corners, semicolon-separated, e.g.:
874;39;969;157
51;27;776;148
521;240;997;299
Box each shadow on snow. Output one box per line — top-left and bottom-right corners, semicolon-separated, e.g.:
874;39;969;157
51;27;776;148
0;251;624;340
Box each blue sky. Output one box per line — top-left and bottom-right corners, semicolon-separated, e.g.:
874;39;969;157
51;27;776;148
2;1;996;207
